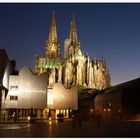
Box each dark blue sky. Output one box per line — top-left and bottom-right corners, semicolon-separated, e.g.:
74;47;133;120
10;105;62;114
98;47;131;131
0;3;140;85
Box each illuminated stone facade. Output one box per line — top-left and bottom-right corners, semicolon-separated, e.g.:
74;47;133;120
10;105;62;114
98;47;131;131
35;12;111;90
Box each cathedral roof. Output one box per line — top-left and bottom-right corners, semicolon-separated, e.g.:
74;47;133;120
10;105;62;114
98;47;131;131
38;59;61;69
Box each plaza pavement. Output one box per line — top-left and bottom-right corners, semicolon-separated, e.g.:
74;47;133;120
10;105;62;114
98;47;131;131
0;119;140;137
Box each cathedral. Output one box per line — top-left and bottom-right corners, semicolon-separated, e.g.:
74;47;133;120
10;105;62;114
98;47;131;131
35;12;111;90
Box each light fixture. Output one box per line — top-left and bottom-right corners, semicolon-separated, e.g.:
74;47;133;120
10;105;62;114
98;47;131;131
90;109;93;112
108;108;111;112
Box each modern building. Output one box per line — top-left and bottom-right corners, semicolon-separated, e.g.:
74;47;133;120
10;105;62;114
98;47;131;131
0;49;78;120
35;12;111;90
94;78;140;120
5;67;78;120
0;49;15;120
5;67;48;119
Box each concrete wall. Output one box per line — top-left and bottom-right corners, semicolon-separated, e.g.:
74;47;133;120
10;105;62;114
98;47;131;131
95;90;122;120
47;82;78;110
6;67;48;109
94;79;140;121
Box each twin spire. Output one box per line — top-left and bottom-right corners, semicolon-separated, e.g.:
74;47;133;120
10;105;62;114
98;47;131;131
48;11;58;44
48;11;78;45
70;13;78;45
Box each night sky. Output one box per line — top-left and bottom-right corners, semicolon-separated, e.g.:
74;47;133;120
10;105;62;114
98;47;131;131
0;3;140;86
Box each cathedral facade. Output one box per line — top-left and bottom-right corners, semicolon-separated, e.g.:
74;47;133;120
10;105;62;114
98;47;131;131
35;12;111;90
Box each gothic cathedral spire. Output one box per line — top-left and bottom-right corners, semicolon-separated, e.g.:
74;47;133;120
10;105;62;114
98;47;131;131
35;12;111;89
48;11;57;43
45;11;61;59
66;13;81;57
70;13;78;45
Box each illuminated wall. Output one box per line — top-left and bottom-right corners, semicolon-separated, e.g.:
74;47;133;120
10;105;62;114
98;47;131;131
47;82;78;110
6;67;48;109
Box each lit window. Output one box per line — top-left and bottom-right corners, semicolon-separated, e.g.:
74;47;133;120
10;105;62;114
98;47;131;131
10;96;18;100
90;109;93;112
10;86;18;91
108;108;111;112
